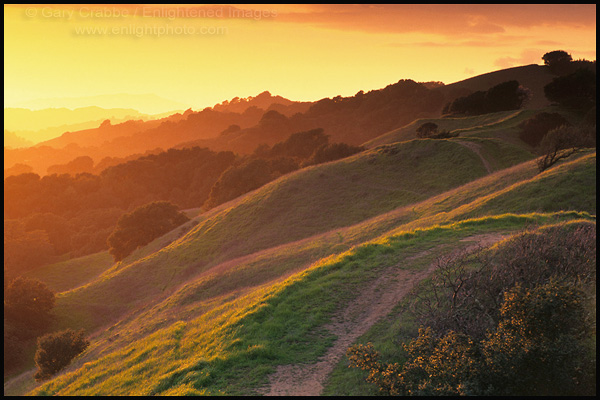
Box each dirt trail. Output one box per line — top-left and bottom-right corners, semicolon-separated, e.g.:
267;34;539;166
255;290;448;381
259;233;506;396
456;141;493;174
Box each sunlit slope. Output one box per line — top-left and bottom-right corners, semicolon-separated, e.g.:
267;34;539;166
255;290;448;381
30;215;595;396
48;139;497;330
17;148;595;396
43;153;594;373
364;109;539;149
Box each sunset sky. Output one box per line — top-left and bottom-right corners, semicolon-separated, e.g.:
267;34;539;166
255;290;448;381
4;4;596;113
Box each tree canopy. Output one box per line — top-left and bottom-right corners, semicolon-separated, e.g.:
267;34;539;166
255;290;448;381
107;201;190;261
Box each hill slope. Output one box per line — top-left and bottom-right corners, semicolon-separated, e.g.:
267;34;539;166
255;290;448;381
9;134;594;394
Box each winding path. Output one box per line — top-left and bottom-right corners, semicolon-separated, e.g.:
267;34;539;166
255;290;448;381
258;233;506;396
455;141;493;174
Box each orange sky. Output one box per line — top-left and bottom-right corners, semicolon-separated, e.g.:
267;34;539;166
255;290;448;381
3;4;596;113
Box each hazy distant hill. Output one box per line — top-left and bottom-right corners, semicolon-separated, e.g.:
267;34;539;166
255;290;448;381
4;95;309;175
3;106;180;144
3;130;33;149
12;93;189;115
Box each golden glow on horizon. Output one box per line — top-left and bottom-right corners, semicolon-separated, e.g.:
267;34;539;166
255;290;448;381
4;4;596;112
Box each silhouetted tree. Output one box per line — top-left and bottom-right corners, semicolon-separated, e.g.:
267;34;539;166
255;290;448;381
34;329;89;381
107;201;190;261
542;50;573;75
544;68;597;110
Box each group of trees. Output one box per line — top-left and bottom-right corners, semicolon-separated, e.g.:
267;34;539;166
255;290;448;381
4;276;54;371
3;147;237;275
4;128;364;274
4;275;89;380
204;128;364;209
442;80;530;116
544;68;596;111
348;223;596;396
518;51;596;171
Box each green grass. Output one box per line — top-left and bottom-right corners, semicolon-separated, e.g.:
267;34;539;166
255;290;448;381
41;139;491;334
322;219;597;396
10;116;594;395
22;251;114;293
29;214;593;396
12;150;594;395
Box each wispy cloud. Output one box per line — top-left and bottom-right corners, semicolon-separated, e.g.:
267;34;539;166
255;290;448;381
273;4;596;36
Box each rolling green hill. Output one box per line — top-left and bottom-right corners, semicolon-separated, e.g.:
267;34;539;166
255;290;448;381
5;97;595;395
34;138;534;336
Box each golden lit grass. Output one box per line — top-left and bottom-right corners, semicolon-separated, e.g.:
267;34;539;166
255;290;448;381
30;214;594;396
323;219;597;395
16;149;594;395
46;139;492;333
13;141;594;395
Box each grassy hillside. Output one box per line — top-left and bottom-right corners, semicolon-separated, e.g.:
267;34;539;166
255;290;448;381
10;136;594;395
27;214;594;396
323;219;597;396
364;104;586;155
41;139;498;333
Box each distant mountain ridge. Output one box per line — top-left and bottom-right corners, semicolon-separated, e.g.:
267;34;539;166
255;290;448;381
3;64;567;176
11;93;189;115
4;106;178;144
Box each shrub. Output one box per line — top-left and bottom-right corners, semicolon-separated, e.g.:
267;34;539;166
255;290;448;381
349;224;596;395
536;124;596;172
481;281;593;395
411;223;596;339
349;281;593;396
415;122;458;139
34;329;90;381
416;122;438;138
